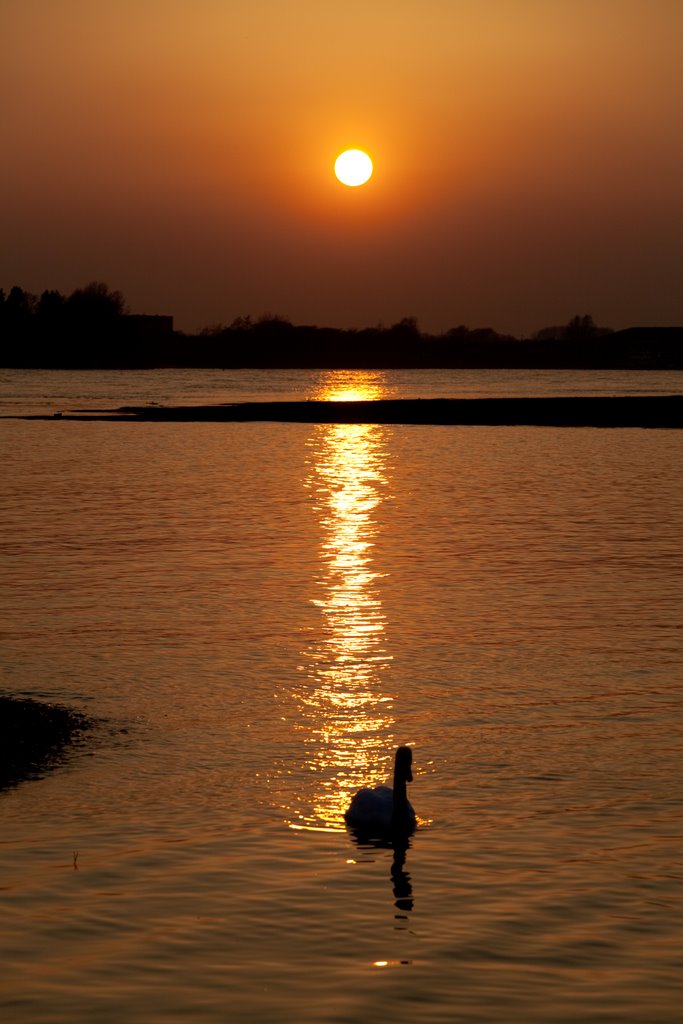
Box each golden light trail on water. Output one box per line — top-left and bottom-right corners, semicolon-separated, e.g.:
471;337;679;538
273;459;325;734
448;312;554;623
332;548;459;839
278;372;397;831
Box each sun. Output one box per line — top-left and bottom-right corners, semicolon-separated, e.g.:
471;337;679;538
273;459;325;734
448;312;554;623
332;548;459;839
334;149;373;187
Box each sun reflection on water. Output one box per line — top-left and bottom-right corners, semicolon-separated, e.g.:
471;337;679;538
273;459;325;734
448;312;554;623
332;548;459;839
311;369;395;403
281;372;397;831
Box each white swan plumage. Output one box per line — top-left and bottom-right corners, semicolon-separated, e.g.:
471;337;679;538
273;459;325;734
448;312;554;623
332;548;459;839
344;746;416;834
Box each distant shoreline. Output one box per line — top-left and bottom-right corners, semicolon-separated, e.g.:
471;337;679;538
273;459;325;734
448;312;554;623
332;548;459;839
0;696;91;791
2;284;682;371
12;395;683;428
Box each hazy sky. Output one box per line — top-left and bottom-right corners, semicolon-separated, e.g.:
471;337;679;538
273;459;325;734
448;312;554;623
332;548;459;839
2;0;682;335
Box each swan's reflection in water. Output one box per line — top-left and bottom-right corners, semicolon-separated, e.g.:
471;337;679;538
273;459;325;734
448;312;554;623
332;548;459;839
391;839;414;915
348;832;414;918
348;831;411;921
279;372;399;831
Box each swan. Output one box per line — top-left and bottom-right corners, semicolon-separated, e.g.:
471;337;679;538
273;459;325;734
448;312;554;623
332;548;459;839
344;746;416;835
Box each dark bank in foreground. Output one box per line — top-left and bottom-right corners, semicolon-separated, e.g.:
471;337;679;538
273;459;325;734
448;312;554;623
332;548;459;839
0;696;91;790
19;395;683;428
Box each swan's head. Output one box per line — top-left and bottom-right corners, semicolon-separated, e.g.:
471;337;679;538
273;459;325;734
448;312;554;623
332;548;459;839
395;745;413;783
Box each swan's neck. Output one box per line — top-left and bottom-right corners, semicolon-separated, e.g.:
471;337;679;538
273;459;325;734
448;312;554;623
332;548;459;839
392;769;409;819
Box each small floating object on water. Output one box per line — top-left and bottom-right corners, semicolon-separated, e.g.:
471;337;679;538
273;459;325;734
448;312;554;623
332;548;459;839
345;746;416;835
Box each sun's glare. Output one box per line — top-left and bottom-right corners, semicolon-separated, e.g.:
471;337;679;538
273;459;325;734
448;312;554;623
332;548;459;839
334;149;373;187
312;370;389;403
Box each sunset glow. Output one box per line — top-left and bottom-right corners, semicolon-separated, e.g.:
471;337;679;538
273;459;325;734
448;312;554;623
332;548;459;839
2;1;681;334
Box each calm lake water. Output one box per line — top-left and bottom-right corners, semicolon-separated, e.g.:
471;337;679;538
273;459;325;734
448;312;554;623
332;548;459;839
1;368;682;1023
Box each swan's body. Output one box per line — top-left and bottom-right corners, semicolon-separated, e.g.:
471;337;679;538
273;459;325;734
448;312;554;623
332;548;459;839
345;785;414;831
345;746;416;834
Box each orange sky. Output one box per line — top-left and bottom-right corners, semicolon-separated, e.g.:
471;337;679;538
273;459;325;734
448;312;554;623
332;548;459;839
2;0;682;335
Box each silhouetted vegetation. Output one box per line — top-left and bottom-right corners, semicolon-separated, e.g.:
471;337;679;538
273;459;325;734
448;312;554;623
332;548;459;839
0;282;175;368
0;695;91;790
1;284;682;368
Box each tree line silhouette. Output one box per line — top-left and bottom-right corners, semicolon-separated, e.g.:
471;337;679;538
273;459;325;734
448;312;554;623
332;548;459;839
1;282;681;369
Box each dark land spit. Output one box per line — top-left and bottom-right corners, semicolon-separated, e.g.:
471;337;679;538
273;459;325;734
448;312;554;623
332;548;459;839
0;696;92;790
17;395;683;428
